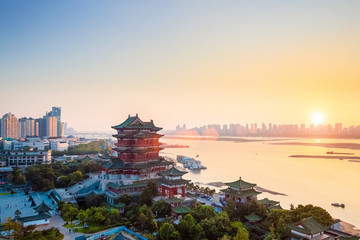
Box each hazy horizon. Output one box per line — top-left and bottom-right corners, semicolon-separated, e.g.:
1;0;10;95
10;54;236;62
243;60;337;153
1;1;360;131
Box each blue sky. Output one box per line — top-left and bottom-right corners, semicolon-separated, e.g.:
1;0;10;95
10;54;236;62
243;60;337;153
1;1;360;131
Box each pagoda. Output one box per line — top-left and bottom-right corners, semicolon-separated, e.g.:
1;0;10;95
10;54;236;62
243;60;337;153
221;177;261;204
103;114;172;181
160;166;189;198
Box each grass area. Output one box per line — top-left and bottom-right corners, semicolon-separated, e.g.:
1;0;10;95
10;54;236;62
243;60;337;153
0;192;11;195
63;222;121;234
63;222;77;229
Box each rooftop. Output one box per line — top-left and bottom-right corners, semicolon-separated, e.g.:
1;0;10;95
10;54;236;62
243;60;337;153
161;166;188;177
287;217;328;235
112;115;162;131
34;200;53;213
225;177;257;190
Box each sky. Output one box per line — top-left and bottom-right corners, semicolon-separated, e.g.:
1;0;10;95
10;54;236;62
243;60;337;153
1;1;360;131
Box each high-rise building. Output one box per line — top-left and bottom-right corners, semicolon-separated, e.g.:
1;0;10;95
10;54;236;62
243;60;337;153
46;116;58;138
19;118;35;138
0;113;19;139
46;107;63;137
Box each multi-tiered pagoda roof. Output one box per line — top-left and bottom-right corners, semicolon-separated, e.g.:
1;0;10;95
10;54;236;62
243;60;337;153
112;115;162;131
221;177;261;200
105;114;172;176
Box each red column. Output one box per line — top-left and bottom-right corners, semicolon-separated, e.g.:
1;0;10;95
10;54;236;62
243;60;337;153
162;186;166;197
181;186;185;197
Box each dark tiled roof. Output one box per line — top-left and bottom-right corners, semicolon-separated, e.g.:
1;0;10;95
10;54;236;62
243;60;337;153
258;198;279;206
172;205;190;214
106;158;172;171
112;116;162;131
245;214;262;222
161;166;188;176
220;188;261;198
113;131;163;139
113;146;164;153
225;177;257;190
287;217;327;235
268;205;283;211
107;182;147;190
33;200;53;213
160;178;190;186
17;212;51;223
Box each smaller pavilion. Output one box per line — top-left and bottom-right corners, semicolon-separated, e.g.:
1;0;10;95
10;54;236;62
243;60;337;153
16;200;53;227
221;177;261;204
160;166;189;199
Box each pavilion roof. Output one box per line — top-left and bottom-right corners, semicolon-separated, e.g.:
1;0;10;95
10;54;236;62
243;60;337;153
112;115;162;131
220;188;261;198
268;205;283;211
17;212;51;223
245;214;262;222
287;217;328;235
33;200;53;213
258;198;279;206
172;205;190;214
113;131;163;139
160;178;190;186
161;166;188;177
113;146;164;153
107;181;148;190
225;177;257;190
105;157;172;171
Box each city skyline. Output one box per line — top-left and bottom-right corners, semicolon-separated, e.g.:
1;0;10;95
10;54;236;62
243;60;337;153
1;1;360;131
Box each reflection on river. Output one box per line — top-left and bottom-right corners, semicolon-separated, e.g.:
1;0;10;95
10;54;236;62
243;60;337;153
161;137;360;228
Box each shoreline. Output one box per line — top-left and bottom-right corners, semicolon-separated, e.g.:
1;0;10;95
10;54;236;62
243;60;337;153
341;221;360;237
271;142;360;150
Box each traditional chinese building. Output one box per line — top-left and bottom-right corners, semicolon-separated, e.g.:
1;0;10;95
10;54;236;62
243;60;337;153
160;166;189;198
100;115;173;204
221;177;261;204
16;200;53;227
103;114;172;181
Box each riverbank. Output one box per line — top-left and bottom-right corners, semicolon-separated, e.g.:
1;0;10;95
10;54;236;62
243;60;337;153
341;221;360;237
272;142;360;150
289;155;360;160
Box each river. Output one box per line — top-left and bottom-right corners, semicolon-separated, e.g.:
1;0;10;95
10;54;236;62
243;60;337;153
161;137;360;228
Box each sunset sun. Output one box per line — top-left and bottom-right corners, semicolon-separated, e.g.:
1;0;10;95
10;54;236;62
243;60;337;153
312;112;324;125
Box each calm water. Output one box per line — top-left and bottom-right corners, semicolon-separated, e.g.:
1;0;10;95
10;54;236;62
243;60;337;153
161;137;360;228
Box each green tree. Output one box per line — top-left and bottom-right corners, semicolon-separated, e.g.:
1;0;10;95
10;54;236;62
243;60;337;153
159;223;180;240
233;224;249;240
191;204;216;222
11;168;26;185
92;211;105;223
291;204;333;226
77;211;88;226
152;200;171;217
139;181;159;206
264;224;281;240
118;194;132;205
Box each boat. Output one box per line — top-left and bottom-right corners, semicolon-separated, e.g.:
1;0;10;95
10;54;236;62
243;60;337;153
331;203;345;208
177;155;206;170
